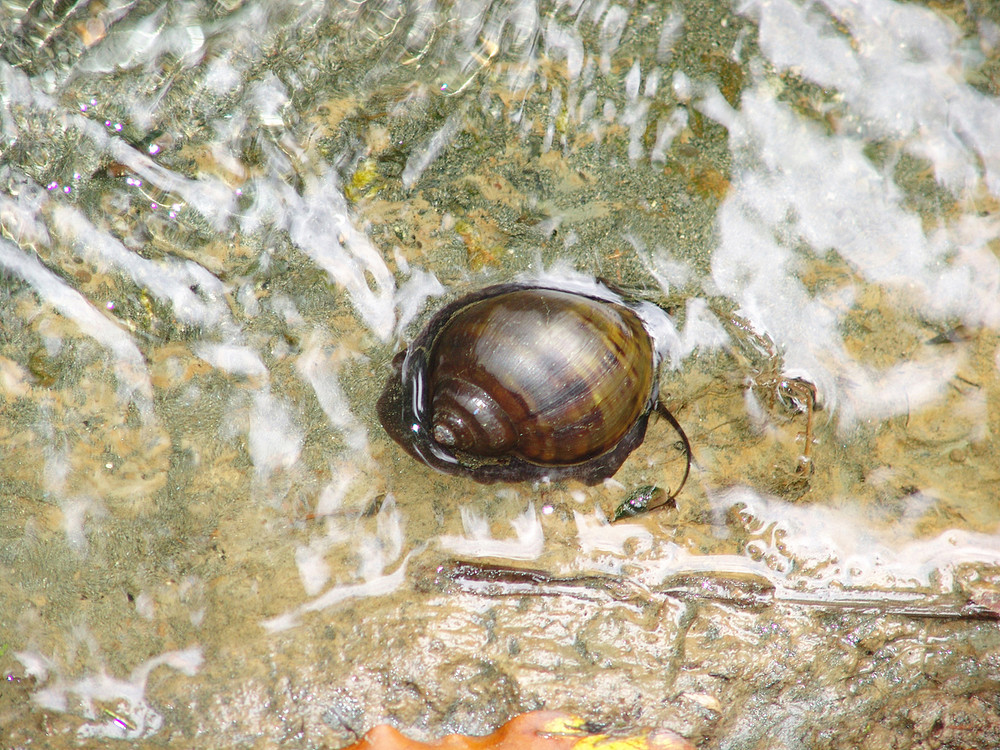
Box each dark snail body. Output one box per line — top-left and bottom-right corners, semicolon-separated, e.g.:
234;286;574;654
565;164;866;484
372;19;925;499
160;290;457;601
377;283;673;485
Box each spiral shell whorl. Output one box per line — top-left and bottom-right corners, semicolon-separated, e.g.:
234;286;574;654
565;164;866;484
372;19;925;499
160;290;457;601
430;376;517;455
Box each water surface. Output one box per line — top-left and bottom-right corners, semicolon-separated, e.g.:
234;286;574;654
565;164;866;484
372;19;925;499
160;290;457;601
2;0;999;747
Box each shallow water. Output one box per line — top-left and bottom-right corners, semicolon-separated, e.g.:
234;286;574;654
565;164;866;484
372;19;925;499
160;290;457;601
1;0;999;747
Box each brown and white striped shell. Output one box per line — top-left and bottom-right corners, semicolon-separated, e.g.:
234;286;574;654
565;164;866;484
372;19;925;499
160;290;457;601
376;283;664;484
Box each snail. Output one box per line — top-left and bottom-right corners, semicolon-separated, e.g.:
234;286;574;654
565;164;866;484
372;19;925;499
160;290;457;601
377;282;690;509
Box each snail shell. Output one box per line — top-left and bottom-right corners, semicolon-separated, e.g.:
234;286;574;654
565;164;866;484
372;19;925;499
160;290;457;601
377;283;664;484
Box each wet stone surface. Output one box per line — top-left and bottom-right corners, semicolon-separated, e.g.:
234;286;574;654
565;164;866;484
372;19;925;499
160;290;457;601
2;0;1000;748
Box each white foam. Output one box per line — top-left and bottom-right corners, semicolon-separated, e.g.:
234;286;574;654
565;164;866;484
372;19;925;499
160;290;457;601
296;337;368;455
291;471;356;596
501;0;540;55
707;485;1000;591
2;59;241;233
644;68;661;97
635;300;683;369
650;108;688;163
357;495;404;581
393;268;446;337
747;0;1000;195
194;343;268;378
835;353;959;425
42;443;71;495
261;554;411;633
134;592;155;620
247;389;303;482
14;651;53;682
75;6;207;78
295;543;332;596
0;356;31;398
440;505;544;560
545;20;584;81
702;82;1000;422
598;6;628;75
678;297;730;359
285;168;396;341
0;180;52;249
249;73;289;129
623;98;650;163
624;60;642;101
657;8;685;63
52;205;232;330
543;87;563;153
575;509;654;555
402;112;463;190
0;238;155;423
202;53;243;95
315;470;357;518
15;647;202;740
61;496;107;554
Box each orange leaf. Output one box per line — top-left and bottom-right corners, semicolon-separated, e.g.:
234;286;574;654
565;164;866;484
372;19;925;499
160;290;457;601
339;711;696;750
